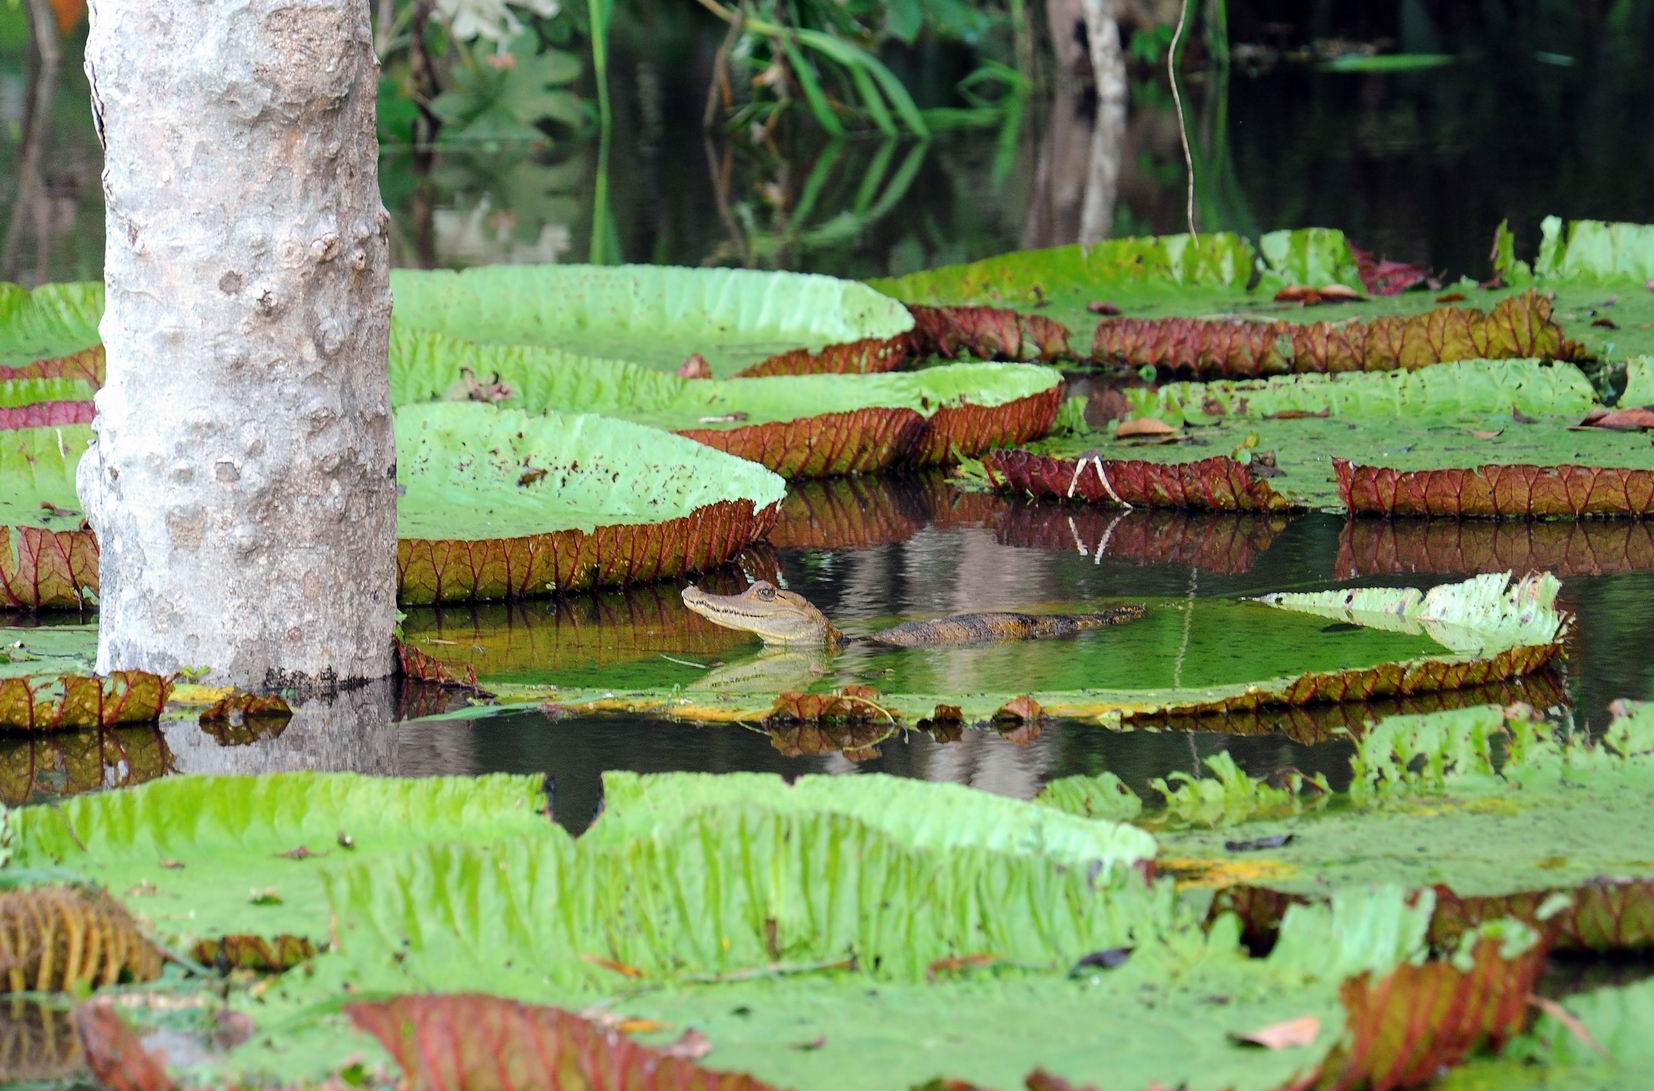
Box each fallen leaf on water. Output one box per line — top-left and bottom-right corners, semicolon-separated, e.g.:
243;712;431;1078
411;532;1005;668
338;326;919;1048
1087;300;1122;316
661;1028;713;1061
1574;406;1654;431
993;694;1045;724
581;954;646;978
1592;316;1619;329
927;954;1001;981
75;1001;177;1091
677;353;712;379
1264;409;1329;420
1231;1015;1322;1049
1115;417;1179;439
1351;243;1429;296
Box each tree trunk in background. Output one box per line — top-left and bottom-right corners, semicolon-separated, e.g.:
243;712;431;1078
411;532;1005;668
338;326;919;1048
80;0;396;689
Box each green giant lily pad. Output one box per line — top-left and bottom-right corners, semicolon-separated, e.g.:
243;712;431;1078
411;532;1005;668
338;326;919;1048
388;264;917;378
1140;701;1654;954
0;282;103;367
7;771;557;956
389;328;1062;479
0;407;788;608
395;403;787;603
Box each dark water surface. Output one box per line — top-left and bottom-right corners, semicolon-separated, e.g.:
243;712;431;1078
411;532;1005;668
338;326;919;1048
6;34;1654;815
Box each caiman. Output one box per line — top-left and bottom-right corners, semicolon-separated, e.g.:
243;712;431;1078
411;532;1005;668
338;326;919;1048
681;581;1146;647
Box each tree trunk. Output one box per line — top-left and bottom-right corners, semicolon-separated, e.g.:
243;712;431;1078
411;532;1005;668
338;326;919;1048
80;0;396;690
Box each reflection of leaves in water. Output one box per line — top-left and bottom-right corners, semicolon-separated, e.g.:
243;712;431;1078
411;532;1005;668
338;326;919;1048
430;34;584;144
0;727;174;807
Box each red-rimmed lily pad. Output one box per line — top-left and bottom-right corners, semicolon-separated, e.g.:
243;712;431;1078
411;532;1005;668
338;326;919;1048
390;329;1062;479
984;449;1293;513
394;404;786;604
965;359;1654;515
0;626;171;732
0;408;787;609
387;264;917;379
1336;460;1654;517
1091;290;1580;377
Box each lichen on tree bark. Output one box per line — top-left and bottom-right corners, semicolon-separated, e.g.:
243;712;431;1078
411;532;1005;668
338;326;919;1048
80;0;396;688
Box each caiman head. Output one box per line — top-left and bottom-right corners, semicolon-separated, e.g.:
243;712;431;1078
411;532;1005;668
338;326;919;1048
681;581;845;646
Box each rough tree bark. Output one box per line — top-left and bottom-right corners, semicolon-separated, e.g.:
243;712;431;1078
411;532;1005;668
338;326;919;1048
80;0;396;689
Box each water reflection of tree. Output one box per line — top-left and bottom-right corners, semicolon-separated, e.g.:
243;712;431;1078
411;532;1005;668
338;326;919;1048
1;30;103;285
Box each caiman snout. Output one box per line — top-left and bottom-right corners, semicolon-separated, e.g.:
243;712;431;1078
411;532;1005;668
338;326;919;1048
681;581;843;646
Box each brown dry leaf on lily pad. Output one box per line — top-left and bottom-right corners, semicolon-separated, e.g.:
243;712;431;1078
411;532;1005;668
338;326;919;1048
1573;405;1654;431
348;993;780;1091
1114;417;1179;441
1229;1015;1322;1050
1273;284;1365;306
676;354;712;380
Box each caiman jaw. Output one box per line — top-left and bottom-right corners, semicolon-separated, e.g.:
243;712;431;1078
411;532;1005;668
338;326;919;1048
681;581;842;646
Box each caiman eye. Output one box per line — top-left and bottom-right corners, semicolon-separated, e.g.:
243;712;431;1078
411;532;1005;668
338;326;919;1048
752;582;776;601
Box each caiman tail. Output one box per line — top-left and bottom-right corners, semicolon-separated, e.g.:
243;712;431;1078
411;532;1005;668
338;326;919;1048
870;604;1148;646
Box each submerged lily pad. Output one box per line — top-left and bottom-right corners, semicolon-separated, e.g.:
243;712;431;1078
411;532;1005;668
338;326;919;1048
395;404;786;603
390;329;1062;479
389;264;916;378
438;574;1564;728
